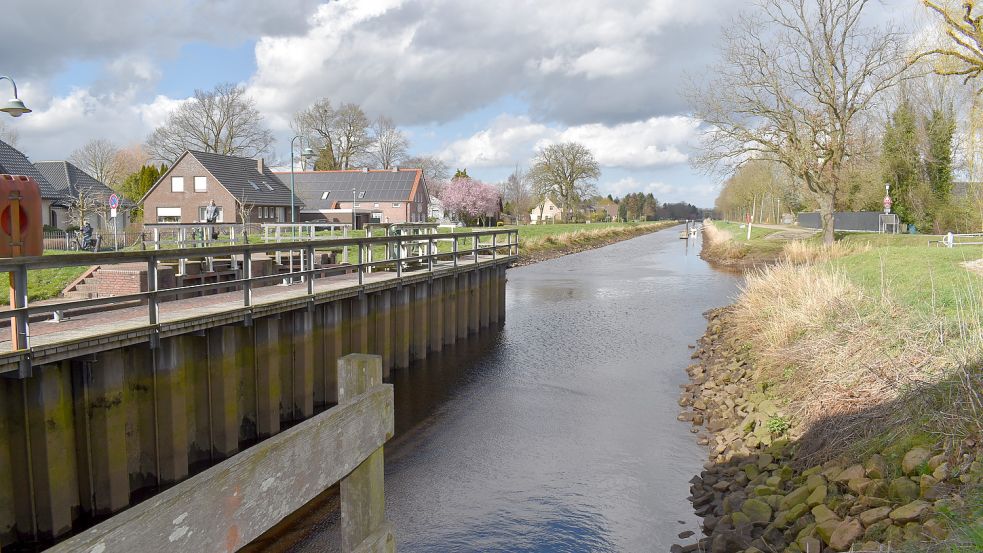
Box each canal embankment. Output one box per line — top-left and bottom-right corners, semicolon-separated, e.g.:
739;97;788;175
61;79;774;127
514;220;678;266
675;222;983;552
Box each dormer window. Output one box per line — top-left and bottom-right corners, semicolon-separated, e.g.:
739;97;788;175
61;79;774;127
358;191;366;199
321;191;330;200
248;180;260;191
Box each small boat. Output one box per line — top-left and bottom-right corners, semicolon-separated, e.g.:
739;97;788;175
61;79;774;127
679;230;689;239
689;227;698;237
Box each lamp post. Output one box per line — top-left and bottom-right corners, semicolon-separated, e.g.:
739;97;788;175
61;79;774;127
289;135;315;226
0;76;31;118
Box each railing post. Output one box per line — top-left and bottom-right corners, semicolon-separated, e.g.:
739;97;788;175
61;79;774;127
395;239;402;278
147;256;159;326
473;232;479;264
452;236;458;268
243;249;252;307
427;238;433;272
10;264;29;351
338;354;394;553
492;233;497;260
357;244;364;286
307;245;315;296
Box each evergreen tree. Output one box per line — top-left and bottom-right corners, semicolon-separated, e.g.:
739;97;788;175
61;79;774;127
120;164;167;219
881;101;921;224
925;107;955;202
453;168;469;180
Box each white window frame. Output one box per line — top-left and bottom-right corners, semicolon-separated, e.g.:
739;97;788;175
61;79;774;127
392;202;401;207
193;176;207;192
156;207;181;223
171;176;184;192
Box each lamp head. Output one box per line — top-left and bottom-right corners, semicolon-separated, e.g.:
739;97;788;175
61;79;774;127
0;98;30;117
301;147;315;159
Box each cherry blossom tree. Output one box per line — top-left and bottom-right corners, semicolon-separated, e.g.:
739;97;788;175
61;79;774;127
440;177;500;226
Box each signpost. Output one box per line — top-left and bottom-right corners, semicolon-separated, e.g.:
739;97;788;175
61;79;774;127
109;193;120;250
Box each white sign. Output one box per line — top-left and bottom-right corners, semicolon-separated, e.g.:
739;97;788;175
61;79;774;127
110;207;118;219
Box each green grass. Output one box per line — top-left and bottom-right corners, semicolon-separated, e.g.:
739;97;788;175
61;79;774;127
715;221;782;241
0;262;88;305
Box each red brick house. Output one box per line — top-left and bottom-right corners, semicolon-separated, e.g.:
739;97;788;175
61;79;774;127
141;150;300;224
276;168;428;227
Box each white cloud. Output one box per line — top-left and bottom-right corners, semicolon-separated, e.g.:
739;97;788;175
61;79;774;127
438;114;699;170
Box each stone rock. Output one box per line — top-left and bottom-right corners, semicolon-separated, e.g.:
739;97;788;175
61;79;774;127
846;477;872;495
741;498;772;524
833;464;865;483
732;511;751;525
828;518;863;551
757;453;774;469
816;518;841;545
923;518;948;539
928;454;947;471
864;454;888;479
889;500;931;523
901;447;932;475
811;504;839;524
858;506;891;527
932;462;948;481
753;485;777;496
903;521;923;541
864;479;888;499
883;524;904;545
806;485;827;507
678;530;695;539
920;474;943;500
805;474;827;491
799;536;822;553
780;485;811;511
888;477;919;503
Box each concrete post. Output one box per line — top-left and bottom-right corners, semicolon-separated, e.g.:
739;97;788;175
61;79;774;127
373;290;393;379
155;336;191;484
479;267;491;329
443;275;456;347
82;350;129;515
254;317;281;439
291;310;315;420
456;272;469;340
395;286;411;370
429;278;443;353
206;326;241;459
411;284;428;361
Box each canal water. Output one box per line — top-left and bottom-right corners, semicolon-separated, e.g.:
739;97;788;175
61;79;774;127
273;226;739;552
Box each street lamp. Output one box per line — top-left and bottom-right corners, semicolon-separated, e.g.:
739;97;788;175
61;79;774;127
289;135;315;225
0;76;31;117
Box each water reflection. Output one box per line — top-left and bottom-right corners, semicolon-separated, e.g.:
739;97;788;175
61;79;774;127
272;227;738;552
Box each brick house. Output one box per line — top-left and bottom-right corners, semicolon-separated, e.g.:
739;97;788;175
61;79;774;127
276;168;428;227
141;150;300;224
35;160;131;230
0;139;65;228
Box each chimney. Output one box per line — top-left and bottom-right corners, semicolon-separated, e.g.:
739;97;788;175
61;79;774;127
257;158;265;173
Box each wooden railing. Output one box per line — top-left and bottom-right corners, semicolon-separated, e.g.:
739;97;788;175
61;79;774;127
0;228;518;375
45;353;395;553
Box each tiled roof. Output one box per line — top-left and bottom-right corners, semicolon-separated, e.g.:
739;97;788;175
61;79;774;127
0;139;62;199
189;150;298;206
274;169;423;211
34;161;124;204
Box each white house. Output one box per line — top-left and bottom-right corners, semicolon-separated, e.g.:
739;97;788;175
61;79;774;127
428;195;447;221
530;197;563;224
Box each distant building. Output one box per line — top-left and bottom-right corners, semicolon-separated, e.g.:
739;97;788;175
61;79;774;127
276;168;429;227
0;139;65;228
530;197;562;224
35;160;130;230
429;195;447;221
141;150;300;224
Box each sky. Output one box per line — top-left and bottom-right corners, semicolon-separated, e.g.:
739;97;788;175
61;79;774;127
1;0;920;207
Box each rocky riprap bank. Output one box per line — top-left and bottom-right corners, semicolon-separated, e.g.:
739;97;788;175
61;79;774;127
672;308;983;553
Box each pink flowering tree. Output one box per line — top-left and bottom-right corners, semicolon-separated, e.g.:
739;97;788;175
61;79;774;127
440;177;500;226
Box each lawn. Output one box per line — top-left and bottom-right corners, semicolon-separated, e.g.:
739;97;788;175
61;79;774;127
714;220;782;241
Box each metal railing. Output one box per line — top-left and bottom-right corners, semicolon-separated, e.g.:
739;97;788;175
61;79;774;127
929;232;983;247
0;228;518;360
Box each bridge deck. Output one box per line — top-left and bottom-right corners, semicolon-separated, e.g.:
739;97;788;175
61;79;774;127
0;254;510;372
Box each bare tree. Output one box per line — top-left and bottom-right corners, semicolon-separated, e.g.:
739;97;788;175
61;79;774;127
293;97;340;170
334;103;373;169
293;99;374;170
500;165;535;223
146;82;274;164
237;196;255;224
404;155;449;185
690;0;909;244
0;120;18;146
916;1;983;91
68;185;105;229
70;139;120;185
371;116;409;169
529;142;600;221
108;144;150;190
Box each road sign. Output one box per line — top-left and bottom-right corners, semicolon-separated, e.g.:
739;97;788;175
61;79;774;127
109;193;120;209
110;207;118;219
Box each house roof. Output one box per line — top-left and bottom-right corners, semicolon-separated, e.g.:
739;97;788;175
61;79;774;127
273;168;424;211
143;150;300;207
0;139;62;199
34;160;123;205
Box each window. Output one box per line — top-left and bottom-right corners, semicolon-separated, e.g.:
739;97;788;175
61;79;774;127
276;207;285;222
321;191;330;200
358;191;366;199
263;181;274;191
156;207;181;223
171;177;184;192
373;202;380;208
392;202;401;207
353;203;361;208
193;176;207;192
248;180;260;191
198;206;224;222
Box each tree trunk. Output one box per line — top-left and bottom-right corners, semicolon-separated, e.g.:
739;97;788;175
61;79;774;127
818;193;835;245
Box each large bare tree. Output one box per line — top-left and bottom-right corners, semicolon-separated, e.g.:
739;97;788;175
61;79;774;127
690;0;908;244
529;142;600;221
293;98;374;170
917;1;983;90
499;165;535;223
70;139;120;185
404;155;449;186
109;144;150;190
146;82;274;163
371;116;409;169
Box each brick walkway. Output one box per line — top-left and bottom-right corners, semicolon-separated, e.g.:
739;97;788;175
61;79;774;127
0;257;495;357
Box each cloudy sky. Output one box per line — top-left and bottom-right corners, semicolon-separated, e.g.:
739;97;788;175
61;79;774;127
3;0;919;206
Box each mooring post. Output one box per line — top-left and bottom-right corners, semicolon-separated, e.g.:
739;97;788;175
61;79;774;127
429;278;443;353
374;291;393;379
395;286;411;370
479;267;491;330
489;266;500;326
154;336;191;484
80;350;130;516
254;316;282;438
338;354;394;553
456;272;469;340
443;275;456;347
411;284;428;361
468;270;480;335
206;326;241;459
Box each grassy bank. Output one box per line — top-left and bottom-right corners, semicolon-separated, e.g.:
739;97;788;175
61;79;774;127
513;220;677;264
679;222;983;552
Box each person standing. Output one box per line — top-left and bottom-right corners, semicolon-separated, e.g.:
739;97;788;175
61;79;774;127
204;200;220;240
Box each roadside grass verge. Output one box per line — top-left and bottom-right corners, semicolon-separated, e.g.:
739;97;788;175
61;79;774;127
517;221;676;259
